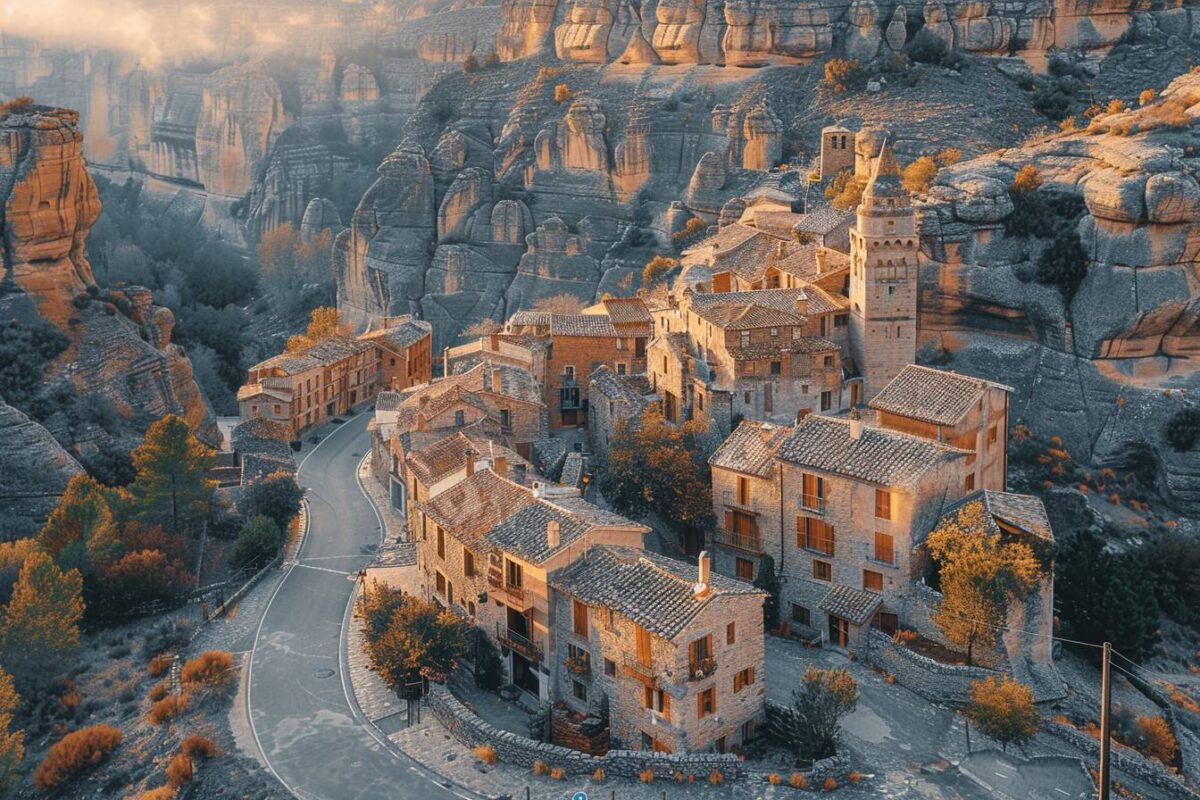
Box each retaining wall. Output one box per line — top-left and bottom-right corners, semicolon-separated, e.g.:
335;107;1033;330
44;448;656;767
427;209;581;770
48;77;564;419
1045;720;1197;799
860;629;998;705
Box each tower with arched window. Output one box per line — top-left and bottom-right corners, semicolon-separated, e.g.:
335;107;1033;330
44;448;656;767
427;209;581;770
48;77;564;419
848;140;919;400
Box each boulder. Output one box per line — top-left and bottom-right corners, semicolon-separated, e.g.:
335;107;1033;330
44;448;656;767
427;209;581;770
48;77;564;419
300;197;342;239
1145;172;1200;224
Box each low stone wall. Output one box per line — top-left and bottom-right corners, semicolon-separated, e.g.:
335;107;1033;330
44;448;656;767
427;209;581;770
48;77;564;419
1045;719;1197;799
860;629;998;705
429;685;744;779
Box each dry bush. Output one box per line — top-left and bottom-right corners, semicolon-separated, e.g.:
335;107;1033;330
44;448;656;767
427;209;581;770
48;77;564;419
639;768;654;783
1107;99;1128;114
1136;715;1178;764
149;682;169;702
1011;165;1043;192
935;147;962;167
133;788;177;800
901;156;939;193
34;724;123;789
708;769;724;785
824;776;839;790
1139;89;1157;106
148;654;173;678
592;767;605;782
181;734;218;760
549;767;565;781
767;773;781;785
532;759;549;776
824;59;862;94
790;772;808;789
180;651;234;691
471;745;496;765
1140;98;1192;131
554;84;571;104
148;694;188;725
0;97;34;117
849;770;862;783
165;753;193;787
673;770;685;783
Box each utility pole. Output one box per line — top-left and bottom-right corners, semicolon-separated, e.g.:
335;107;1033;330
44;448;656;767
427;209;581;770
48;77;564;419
1099;641;1112;800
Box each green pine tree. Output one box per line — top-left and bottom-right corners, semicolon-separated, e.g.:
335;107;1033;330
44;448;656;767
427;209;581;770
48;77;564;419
128;415;216;535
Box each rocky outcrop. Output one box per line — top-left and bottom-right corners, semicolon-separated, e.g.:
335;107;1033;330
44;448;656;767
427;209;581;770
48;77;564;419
301;197;343;240
195;64;286;198
505;216;601;309
497;0;560;60
246;126;340;238
0;399;83;541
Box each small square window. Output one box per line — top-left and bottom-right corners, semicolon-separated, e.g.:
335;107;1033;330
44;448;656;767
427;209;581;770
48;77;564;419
813;560;832;581
604;658;616;677
573;681;588;702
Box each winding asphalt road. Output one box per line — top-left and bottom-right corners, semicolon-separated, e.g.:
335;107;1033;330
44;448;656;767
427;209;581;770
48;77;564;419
246;413;468;800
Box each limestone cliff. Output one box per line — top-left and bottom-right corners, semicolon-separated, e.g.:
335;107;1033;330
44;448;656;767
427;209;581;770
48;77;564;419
918;73;1200;513
0;106;218;462
0;399;83;541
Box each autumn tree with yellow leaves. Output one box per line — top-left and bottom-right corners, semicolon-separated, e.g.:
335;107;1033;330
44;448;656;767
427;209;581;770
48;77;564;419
965;676;1039;752
285;306;353;352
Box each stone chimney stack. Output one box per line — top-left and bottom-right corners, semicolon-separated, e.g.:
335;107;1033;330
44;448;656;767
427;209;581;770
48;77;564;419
815;247;827;274
465;447;475;476
776;240;786;258
695;550;711;597
848;408;863;440
547;519;560;549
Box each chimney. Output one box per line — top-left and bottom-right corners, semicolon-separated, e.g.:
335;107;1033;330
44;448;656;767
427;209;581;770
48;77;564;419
489;332;499;351
795;294;808;317
848;408;863;440
443;347;449;376
815;248;827;274
695;550;711;597
775;240;786;258
797;408;812;422
547;519;560;549
465;447;475;477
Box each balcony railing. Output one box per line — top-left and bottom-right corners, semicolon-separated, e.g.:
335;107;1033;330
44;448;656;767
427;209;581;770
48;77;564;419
721;490;757;513
622;653;656;679
496;623;542;663
687;657;717;682
559;374;578;387
564;654;591;678
713;528;763;554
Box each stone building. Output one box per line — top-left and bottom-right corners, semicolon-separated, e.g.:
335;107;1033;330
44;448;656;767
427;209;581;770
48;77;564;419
237;336;378;437
549;548;766;754
848;140;919;401
444;332;547;379
358;315;433;391
586;365;657;465
820;124;855;179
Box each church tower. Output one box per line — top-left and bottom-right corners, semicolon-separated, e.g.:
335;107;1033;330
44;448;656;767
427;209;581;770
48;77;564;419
848;141;919;401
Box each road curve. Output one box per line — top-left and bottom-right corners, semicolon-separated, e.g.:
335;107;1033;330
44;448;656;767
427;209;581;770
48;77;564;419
245;413;467;800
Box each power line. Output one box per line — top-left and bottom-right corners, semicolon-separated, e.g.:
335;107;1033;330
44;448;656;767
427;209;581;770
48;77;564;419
933;608;1106;650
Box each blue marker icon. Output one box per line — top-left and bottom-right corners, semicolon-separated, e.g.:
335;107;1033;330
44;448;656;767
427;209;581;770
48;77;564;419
572;792;588;800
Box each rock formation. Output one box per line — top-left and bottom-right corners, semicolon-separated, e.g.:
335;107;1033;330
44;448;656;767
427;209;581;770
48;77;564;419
0;399;83;541
195;64;286;199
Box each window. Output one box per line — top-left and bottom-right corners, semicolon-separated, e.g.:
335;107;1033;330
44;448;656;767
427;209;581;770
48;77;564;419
813;560;832;581
835;314;848;328
697;392;704;411
505;559;523;588
727;622;736;645
769;327;778;338
435;571;446;596
820;391;832;411
863;570;883;593
564;365;575;379
617;362;627;375
499;408;511;430
390;358;396;366
735;557;754;581
463;549;475;577
644;686;669;713
740;331;750;347
573;600;589;638
873;532;895;565
872;612;899;636
743;391;752;405
697;687;716;719
801;473;824;511
770;360;781;375
604;658;616;677
736;476;750;505
988;424;998;445
454;410;465;427
661;355;668;373
635;623;652;666
874;489;891;520
965;473;975;492
573;681;588;702
791;604;811;626
689;635;713;676
823;355;834;368
273;404;282;414
733;667;755;693
799;516;835;555
437;526;445;559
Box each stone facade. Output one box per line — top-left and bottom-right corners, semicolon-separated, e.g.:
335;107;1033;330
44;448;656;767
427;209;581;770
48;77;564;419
360;316;434;393
858;628;998;704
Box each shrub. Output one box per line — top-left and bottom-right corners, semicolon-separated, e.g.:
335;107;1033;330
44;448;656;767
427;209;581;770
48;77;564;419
642;255;678;287
1165;408;1200;452
1139;88;1157;106
849;770;862;783
824;59;863;94
826;168;867;210
462;54;479;73
708;769;724;785
471;744;496;765
790;772;808;789
533;759;549;776
901;156;939;193
1135;715;1178;764
593;767;605;782
824;776;838;790
0;96;35;117
639;768;655;783
906;29;964;69
554;84;570;104
165;753;193;787
241;472;304;532
673;770;685;783
231;516;282;570
1011;165;1043;193
148;654;174;677
550;767;565;781
935;148;962;167
181;734;218;760
0;318;71;417
1140;98;1192;131
134;788;177;800
149;682;169;702
148;694;188;725
671;217;708;248
180;651;234;691
1036;228;1089;300
34;724;123;789
768;773;781;785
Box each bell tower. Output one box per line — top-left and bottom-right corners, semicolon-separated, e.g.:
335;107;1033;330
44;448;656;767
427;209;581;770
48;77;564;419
848;141;919;400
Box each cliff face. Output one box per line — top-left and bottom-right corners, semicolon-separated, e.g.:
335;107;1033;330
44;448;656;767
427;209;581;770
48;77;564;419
918;72;1200;513
0;399;83;541
0;107;218;460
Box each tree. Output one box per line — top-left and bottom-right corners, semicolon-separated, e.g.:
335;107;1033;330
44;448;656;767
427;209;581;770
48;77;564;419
772;667;858;762
128;415;216;535
231;516;282;571
0;540;39;607
1165;407;1200;452
472;627;505;692
965;676;1038;753
825;168;867;211
599;407;714;539
0;668;23;797
364;588;469;688
641;255;678;287
753;554;781;631
462;53;479;73
285;306;352;352
926;501;1042;665
100;549;191;609
1036;228;1088;302
241;471;304;533
530;293;583;315
0;551;84;688
901;156;939;193
823;59;862;94
38;474;120;575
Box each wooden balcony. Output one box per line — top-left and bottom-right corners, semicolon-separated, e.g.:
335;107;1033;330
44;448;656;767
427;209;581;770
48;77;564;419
712;528;763;554
495;623;542;663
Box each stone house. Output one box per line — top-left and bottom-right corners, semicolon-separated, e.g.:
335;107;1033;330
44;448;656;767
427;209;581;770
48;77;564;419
868;364;1012;494
444;332;547;381
586;365;656;465
238;336;378;437
358;316;433;392
549;548;766;754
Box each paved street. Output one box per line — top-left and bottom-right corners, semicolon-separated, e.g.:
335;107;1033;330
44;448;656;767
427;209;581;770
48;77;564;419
245;413;472;800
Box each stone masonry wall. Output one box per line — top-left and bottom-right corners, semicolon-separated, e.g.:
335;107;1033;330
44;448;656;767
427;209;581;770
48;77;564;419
859;629;998;706
1044;719;1196;800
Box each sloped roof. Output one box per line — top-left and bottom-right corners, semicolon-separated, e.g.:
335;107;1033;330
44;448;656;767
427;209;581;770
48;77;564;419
589;365;655;407
795;205;852;236
484;492;644;564
550;314;619;338
360;317;432;350
869;364;1011;426
778;415;967;488
549;546;765;640
709;420;790;477
419;470;537;549
602;297;653;325
819;584;882;626
943;491;1054;542
406;432;528;487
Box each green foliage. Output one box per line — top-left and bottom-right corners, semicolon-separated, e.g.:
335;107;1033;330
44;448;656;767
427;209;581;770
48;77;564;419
241;471;304;533
0;550;85;690
1165;407;1200;452
1056;527;1161;660
231;516;282;571
753;554;781;631
361;582;469;688
1005;190;1085;239
966;676;1039;752
599;407;714;537
1140;534;1200;629
128;415;216;535
0;319;70;416
770;667;857;762
1036;228;1089;301
472;627;505;692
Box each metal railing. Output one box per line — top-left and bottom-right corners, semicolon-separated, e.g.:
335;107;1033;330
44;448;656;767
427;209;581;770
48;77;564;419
495;623;542;663
622;653;656;678
713;528;763;554
687;656;717;682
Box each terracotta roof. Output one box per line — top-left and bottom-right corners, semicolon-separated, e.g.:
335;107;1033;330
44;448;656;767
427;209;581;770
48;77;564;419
749;210;806;238
778;414;968;488
711;231;791;281
485;493;644;564
688;287;808;317
509;310;552;328
774;247;850;282
819;584;882;626
419;470;537;549
801;283;850;314
250;351;320;374
601;297;653;325
231;418;293;451
727;335;839;361
869;365;1011;426
549;546;765;640
709;420;789;477
691;302;805;331
407;431;528;487
550;314;619;338
690;223;759;255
